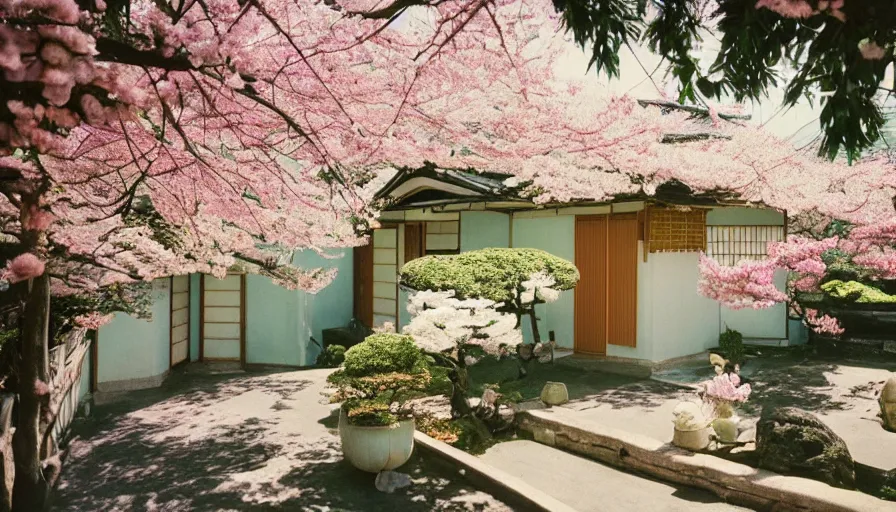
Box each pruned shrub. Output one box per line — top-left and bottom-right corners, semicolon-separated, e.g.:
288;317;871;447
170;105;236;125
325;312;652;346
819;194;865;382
400;247;578;303
342;333;426;376
315;344;345;368
821;280;896;303
719;327;744;365
327;333;430;427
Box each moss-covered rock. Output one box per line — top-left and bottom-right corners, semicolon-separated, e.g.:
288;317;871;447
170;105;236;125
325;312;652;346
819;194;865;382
399;247;579;302
756;407;855;489
821;280;896;303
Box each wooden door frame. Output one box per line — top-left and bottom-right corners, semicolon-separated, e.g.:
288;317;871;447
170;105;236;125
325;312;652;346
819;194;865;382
198;273;247;365
169;275;191;369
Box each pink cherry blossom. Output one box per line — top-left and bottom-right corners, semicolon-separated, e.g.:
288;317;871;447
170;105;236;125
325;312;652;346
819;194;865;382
3;253;46;283
805;308;845;336
74;312;114;330
701;373;752;403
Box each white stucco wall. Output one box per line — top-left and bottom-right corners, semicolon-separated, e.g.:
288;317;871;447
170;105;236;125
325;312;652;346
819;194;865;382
607;249;720;362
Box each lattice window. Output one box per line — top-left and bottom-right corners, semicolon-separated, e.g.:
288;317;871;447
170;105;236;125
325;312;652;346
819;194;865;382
706;225;785;265
647;208;706;253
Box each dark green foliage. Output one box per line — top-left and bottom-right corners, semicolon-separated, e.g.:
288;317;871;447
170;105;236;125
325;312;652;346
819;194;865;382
552;0;896;160
0;328;17;350
719;327;744;365
400;248;579;303
315;345;345;368
327;333;430;427
342;333;426;376
881;486;896;501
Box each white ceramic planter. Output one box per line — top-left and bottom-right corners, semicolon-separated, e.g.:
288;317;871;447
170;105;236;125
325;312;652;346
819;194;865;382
672;426;712;451
338;409;415;473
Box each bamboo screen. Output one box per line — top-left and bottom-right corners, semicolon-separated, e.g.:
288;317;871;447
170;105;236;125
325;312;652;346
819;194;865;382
646;208;707;253
706;225;785;266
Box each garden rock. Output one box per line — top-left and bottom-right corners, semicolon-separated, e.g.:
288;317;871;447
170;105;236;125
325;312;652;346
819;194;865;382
375;470;413;493
756;407;855;489
880;374;896;431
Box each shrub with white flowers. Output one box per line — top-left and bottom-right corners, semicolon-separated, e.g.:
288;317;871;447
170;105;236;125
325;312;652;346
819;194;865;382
399;248;579;426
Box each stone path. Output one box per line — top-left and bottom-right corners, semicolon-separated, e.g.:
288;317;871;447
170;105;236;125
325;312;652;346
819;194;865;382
481;440;749;512
53;366;512;511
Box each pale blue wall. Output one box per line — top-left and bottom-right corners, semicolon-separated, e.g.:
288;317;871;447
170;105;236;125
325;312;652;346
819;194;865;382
398;288;412;331
244;249;353;367
96;278;170;384
511;216;576;348
460;211;510;251
296;249;354;365
245;274;303;366
189;273;200;361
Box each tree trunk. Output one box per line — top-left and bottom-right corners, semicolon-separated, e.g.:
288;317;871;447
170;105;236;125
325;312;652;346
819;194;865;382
12;273;50;512
0;394;15;512
528;308;541;345
448;351;492;442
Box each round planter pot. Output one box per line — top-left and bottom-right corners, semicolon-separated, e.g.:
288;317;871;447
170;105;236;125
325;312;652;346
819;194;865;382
338;409;415;473
672;426;712;451
540;381;569;406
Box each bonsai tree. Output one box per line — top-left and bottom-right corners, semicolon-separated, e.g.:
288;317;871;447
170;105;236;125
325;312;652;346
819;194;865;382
400;248;579;349
327;333;430;427
399;248;579;434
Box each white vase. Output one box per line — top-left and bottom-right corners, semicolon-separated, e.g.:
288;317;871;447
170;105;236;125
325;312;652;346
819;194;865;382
672;426;712;451
712;403;740;443
338;409;415;473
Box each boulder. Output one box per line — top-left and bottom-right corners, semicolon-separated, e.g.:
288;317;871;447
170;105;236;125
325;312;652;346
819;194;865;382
756;407;855;489
881;374;896;431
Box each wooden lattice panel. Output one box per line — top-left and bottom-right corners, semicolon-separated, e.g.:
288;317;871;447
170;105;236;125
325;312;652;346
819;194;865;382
706;225;785;266
647;207;706;253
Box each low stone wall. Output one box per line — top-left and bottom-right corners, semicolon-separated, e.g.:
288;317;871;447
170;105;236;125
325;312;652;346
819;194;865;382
518;407;895;512
413;431;578;512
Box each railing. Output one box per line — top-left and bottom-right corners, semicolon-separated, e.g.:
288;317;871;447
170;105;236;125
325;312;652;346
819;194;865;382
45;328;91;455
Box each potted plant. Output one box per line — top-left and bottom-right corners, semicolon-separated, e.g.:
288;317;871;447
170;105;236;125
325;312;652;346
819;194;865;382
699;371;752;443
327;333;431;473
672;401;712;450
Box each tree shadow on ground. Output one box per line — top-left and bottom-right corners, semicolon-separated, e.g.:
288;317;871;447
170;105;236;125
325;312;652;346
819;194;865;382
469;357;654;404
739;360;848;417
53;368;510;511
573;379;689;410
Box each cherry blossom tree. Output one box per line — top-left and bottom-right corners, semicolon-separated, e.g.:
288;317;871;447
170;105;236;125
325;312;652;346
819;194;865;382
0;0;891;507
0;0;574;508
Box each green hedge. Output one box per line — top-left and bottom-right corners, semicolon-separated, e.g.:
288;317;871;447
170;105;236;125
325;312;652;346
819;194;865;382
399;248;579;303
